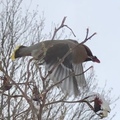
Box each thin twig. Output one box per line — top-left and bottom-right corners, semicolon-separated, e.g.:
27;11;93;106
0;65;37;116
80;28;96;44
51;16;76;40
64;25;76;37
27;58;34;72
45;95;103;118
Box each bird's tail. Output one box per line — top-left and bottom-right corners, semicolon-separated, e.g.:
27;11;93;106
11;45;27;60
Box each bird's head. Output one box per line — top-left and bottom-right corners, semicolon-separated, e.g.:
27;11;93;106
82;44;100;63
94;96;111;118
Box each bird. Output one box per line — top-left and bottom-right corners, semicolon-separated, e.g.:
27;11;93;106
11;39;100;96
93;94;111;118
32;86;42;102
84;93;111;118
0;76;12;91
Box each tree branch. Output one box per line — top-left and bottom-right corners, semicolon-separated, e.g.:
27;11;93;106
51;16;76;40
45;95;103;118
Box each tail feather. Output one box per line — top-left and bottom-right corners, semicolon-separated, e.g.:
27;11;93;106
11;46;21;60
11;46;30;60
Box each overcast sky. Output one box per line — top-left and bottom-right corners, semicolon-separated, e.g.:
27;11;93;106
22;0;120;119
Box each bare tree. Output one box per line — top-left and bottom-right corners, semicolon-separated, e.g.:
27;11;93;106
0;0;116;120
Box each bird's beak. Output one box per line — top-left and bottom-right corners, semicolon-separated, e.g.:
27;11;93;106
88;56;101;63
92;56;100;63
94;58;100;63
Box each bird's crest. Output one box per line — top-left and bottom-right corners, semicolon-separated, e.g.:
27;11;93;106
11;46;21;60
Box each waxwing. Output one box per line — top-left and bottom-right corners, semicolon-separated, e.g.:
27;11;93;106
11;39;100;96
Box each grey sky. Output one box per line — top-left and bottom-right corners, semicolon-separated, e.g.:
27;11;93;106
22;0;120;119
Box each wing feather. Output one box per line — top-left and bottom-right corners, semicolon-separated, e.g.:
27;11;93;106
43;42;87;96
72;63;87;89
45;62;80;96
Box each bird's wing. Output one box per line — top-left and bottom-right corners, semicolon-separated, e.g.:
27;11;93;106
45;62;79;96
72;63;87;89
43;43;87;96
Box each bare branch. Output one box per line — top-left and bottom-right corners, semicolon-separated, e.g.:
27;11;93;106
45;95;104;119
51;16;76;40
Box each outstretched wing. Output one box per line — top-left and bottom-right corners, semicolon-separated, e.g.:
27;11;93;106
44;43;87;96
